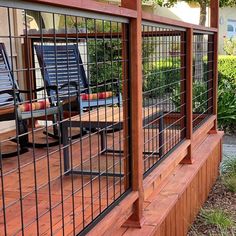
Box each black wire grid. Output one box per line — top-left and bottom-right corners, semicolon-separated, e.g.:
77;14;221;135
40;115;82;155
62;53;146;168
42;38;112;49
192;32;214;130
0;6;131;235
142;24;187;175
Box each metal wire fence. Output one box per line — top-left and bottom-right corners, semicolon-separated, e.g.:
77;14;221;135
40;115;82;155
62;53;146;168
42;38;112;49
192;32;214;130
142;23;187;175
0;4;131;235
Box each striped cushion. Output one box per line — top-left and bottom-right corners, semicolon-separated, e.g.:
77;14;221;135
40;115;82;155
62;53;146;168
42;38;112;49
19;100;50;112
81;92;113;101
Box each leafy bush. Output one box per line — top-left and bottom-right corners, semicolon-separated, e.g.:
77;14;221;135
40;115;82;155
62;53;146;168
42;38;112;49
143;60;181;98
171;81;207;113
222;175;236;193
221;156;236;176
221;157;236;193
88;39;122;92
218;56;236;133
223;38;236;56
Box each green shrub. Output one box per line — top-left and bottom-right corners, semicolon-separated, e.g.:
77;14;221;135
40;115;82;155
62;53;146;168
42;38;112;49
222;175;236;193
221;156;236;176
88;39;122;92
221;157;236;193
218;56;236;133
143;59;181;98
171;81;207;113
201;209;234;230
223;38;236;56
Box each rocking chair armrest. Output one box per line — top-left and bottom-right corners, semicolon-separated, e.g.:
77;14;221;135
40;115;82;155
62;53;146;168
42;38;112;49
89;79;119;87
19;85;58;94
0;89;15;96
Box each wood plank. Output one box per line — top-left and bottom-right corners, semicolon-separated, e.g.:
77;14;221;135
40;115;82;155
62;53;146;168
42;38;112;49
210;0;219;131
27;0;137;18
143;140;190;200
181;28;193;164
186;28;193;141
142;12;218;33
121;0;144;227
210;0;219;28
122;132;222;236
69;107;160;124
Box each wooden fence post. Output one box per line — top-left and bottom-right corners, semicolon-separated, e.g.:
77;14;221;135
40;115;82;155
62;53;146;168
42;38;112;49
210;0;219;132
181;28;193;164
121;0;144;227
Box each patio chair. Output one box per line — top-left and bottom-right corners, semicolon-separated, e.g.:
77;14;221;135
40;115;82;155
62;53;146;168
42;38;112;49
34;44;122;115
0;43;61;158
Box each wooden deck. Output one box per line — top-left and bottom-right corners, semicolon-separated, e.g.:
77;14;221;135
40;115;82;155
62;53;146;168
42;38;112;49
0;125;180;235
87;131;223;236
0;128;128;236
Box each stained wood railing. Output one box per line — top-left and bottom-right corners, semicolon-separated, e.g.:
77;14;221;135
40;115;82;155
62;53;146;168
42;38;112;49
0;0;219;235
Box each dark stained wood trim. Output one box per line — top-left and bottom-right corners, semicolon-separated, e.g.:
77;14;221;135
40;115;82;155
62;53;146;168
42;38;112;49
142;12;218;33
28;0;137;18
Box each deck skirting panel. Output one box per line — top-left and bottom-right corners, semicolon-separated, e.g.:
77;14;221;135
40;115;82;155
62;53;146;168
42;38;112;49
118;131;223;236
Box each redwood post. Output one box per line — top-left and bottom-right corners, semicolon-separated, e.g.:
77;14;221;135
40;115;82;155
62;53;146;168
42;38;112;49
181;28;193;164
121;0;144;227
210;0;219;132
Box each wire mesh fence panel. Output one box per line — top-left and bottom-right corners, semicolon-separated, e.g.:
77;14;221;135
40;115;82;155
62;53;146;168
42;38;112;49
192;32;214;130
0;4;131;235
142;23;187;176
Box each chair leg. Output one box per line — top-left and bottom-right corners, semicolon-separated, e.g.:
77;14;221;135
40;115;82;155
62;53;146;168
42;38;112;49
2;120;29;158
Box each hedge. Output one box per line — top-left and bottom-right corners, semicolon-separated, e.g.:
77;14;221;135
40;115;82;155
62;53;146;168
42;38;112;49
217;56;236;133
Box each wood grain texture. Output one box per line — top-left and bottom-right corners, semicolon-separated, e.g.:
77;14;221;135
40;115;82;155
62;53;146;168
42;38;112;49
121;0;144;227
118;131;223;236
181;28;193;164
210;0;219;131
29;0;137;18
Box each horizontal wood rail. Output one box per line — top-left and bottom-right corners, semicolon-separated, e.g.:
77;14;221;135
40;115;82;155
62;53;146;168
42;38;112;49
27;0;137;18
0;0;220;235
142;11;218;33
26;30;182;39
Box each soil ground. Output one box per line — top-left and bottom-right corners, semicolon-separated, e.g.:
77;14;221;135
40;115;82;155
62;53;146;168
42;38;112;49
188;134;236;236
188;177;236;235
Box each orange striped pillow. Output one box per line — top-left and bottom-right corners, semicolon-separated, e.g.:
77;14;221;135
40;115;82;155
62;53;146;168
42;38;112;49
81;92;113;100
19;99;50;112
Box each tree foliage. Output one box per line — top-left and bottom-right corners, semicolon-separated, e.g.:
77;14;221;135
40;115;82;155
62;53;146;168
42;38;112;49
142;0;236;25
142;0;236;8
